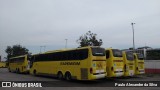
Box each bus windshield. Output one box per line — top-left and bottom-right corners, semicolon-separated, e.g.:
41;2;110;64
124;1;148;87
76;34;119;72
91;47;105;56
112;49;122;57
126;52;134;60
137;54;144;60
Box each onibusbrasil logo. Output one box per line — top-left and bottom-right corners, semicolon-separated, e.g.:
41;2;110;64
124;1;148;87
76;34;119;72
1;82;42;87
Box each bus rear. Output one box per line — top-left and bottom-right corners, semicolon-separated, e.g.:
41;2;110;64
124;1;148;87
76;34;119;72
0;62;6;68
89;47;106;80
106;49;124;77
122;51;135;76
8;55;30;73
134;53;145;75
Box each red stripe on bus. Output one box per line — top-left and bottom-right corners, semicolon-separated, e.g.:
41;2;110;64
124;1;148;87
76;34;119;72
145;68;160;74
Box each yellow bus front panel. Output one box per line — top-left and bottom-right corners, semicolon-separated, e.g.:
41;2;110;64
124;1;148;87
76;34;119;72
106;49;124;77
123;51;135;76
134;53;145;75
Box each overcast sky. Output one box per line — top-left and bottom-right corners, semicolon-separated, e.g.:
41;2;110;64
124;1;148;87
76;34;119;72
0;0;160;60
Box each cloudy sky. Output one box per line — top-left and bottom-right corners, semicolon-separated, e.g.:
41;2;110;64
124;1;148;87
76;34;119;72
0;0;160;60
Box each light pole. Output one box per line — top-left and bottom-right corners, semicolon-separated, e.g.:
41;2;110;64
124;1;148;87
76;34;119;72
131;23;135;52
65;39;68;48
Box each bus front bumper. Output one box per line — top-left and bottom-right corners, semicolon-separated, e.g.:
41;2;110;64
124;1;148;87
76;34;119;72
114;69;124;77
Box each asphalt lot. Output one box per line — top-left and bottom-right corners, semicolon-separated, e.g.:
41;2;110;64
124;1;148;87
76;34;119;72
0;68;160;90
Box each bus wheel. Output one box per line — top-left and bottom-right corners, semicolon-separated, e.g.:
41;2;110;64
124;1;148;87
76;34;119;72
17;68;20;73
57;71;63;80
124;64;126;72
8;68;11;72
15;68;18;73
65;72;72;80
33;70;37;76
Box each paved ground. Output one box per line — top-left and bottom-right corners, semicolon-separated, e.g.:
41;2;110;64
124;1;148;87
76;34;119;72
0;68;160;90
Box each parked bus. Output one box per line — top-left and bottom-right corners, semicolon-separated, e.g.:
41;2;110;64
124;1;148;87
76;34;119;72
30;46;106;80
133;53;145;75
122;51;135;76
0;62;6;68
8;55;30;73
105;48;124;77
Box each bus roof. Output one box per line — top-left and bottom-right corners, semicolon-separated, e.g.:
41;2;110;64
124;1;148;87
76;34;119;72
44;49;67;53
105;48;120;50
9;54;27;59
32;46;102;55
44;46;91;54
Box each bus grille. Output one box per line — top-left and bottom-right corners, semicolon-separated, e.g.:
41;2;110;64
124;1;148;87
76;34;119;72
81;68;88;80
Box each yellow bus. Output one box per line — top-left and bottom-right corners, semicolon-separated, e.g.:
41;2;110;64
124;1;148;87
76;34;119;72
8;55;30;73
122;51;135;76
0;62;6;68
133;53;145;75
30;46;106;80
105;48;124;77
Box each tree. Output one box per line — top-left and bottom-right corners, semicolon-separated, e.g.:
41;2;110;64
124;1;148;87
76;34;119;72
77;31;103;47
5;44;30;60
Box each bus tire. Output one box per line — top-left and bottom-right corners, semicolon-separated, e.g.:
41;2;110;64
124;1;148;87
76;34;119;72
65;72;72;80
15;68;18;73
33;70;37;76
124;64;126;72
8;68;11;72
57;71;63;80
17;68;20;73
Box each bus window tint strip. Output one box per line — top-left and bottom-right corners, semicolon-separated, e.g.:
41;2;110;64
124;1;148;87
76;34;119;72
126;52;134;60
91;47;105;56
137;54;144;60
9;57;25;63
112;49;122;57
32;49;89;62
105;50;110;59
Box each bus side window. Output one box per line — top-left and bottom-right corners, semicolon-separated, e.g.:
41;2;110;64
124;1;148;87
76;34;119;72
106;50;110;59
